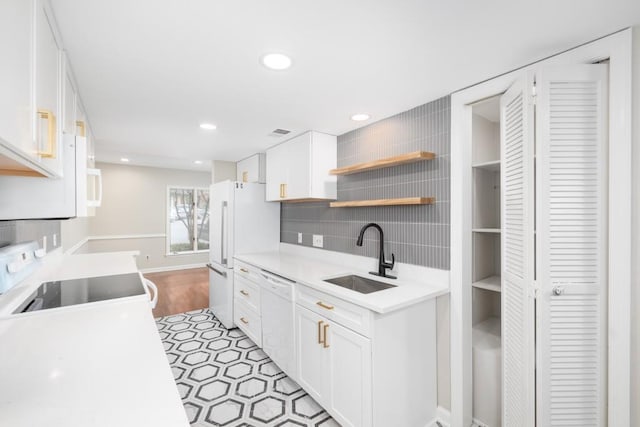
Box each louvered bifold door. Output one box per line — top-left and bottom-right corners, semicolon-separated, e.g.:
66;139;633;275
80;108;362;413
536;64;608;427
500;74;536;427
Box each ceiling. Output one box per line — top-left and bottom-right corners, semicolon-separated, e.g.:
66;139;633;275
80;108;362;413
50;0;640;171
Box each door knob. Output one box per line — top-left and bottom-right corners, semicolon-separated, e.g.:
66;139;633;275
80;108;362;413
552;286;564;296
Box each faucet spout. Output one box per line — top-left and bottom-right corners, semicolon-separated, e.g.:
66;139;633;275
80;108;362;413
356;223;396;279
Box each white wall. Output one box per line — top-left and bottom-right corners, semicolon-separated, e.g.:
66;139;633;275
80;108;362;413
211;160;236;183
60;216;89;252
631;25;639;427
87;162;211;270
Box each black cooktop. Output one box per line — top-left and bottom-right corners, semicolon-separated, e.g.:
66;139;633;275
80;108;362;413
14;273;145;313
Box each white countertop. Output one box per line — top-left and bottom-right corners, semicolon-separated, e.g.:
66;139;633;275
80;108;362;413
235;249;449;314
0;250;189;427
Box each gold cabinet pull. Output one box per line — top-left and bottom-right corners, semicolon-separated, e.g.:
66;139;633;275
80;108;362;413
316;301;334;310
322;324;330;348
75;120;86;137
240;317;249;325
242;171;248;182
240;290;249;297
37;109;57;158
279;183;287;198
240;268;249;273
317;320;324;344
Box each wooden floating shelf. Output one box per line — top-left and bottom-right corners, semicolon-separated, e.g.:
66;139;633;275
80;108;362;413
330;197;435;208
329;151;435;176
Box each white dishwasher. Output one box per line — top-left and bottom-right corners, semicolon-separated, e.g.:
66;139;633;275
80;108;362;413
259;270;296;379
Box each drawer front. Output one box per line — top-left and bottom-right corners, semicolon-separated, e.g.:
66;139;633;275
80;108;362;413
234;297;262;346
234;260;262;285
234;273;261;313
296;285;371;337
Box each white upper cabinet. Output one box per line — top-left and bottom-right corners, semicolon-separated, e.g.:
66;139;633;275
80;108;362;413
62;55;78;136
236;153;265;183
266;131;337;202
0;0;64;178
0;0;39;174
34;0;63;176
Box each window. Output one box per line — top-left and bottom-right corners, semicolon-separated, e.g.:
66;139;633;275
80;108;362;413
167;187;210;254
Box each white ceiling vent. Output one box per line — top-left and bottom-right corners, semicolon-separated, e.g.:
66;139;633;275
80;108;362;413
269;128;291;137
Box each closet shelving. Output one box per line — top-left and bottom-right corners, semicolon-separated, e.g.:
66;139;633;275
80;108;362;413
329;150;436;208
470;96;502;427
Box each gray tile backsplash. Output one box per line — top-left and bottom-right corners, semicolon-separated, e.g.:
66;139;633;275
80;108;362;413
281;96;451;269
0;220;61;252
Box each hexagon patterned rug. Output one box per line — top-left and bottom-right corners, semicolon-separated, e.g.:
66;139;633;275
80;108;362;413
156;309;340;427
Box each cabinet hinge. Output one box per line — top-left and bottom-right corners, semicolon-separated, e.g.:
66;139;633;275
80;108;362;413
531;83;537;105
531;280;540;299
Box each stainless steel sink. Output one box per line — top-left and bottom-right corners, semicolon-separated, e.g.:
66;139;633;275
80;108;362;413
323;275;396;294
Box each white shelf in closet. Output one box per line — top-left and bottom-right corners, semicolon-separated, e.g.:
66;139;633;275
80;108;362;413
472;228;501;233
471;159;501;172
472;275;501;293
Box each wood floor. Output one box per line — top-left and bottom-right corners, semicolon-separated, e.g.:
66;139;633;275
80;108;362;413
144;267;209;318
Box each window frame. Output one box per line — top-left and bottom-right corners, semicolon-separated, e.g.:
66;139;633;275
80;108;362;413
165;185;210;256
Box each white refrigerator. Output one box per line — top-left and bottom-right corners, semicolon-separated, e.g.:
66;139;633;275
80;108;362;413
208;181;280;329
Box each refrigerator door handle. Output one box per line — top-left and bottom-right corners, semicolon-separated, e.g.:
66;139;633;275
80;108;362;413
207;263;227;278
221;201;228;266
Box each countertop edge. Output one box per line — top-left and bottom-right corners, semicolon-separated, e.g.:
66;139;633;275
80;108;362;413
234;252;449;314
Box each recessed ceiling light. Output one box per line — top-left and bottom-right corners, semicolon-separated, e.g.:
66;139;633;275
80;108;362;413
200;123;217;130
120;157;129;162
261;53;292;70
351;113;370;121
194;160;203;165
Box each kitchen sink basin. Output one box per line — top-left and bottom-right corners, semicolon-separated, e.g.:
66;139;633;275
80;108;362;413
323;274;396;294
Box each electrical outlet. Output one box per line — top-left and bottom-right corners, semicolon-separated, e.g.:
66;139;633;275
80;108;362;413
297;233;303;244
52;233;57;247
312;234;323;248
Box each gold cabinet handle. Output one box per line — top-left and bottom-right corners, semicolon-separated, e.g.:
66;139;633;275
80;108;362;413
240;268;249;273
279;183;287;199
322;324;330;348
37;109;57;158
240;317;249;325
75;120;86;137
240;290;249;297
242;171;248;182
317;320;324;344
316;301;334;310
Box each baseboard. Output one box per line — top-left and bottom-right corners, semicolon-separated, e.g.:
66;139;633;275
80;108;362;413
140;263;207;274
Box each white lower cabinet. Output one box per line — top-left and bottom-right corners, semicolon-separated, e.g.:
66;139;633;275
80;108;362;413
296;305;328;402
235;260;438;427
296;305;372;427
233;271;262;346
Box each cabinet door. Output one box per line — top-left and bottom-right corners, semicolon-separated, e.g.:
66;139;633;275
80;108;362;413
62;58;77;136
265;143;287;201
326;320;372;427
536;65;608;427
34;0;62;175
237;155;263;183
284;133;311;199
0;0;35;158
500;74;536;427
295;305;328;403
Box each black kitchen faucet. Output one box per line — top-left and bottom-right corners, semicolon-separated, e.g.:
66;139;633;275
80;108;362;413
356;223;396;279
